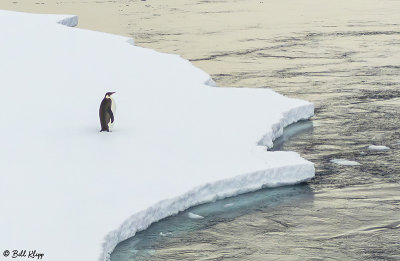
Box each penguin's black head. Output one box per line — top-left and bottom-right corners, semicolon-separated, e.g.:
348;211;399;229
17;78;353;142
105;92;116;98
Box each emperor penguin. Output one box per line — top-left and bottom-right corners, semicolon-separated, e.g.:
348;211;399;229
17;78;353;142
99;92;116;132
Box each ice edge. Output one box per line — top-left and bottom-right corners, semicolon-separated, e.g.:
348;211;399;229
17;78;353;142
259;101;315;149
101;164;314;261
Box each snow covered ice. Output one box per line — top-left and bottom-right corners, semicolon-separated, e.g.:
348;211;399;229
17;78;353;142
0;11;314;261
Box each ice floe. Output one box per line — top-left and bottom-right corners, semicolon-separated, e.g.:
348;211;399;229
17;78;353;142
0;10;315;261
330;159;361;166
368;145;390;151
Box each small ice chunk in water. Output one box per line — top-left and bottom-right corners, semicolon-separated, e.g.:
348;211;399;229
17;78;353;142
368;145;390;151
159;232;172;237
224;203;234;208
188;212;204;219
330;158;361;166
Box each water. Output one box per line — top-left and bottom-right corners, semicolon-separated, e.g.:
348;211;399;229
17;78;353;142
105;0;400;259
106;0;400;260
112;183;399;260
111;185;314;260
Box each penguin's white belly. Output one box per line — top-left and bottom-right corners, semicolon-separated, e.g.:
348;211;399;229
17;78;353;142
108;97;116;130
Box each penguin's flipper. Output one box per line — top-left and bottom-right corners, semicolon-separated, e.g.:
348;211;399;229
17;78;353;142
107;107;114;123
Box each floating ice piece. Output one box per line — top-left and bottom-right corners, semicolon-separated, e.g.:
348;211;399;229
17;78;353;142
224;203;235;208
330;158;361;166
368;145;390;151
188;212;205;219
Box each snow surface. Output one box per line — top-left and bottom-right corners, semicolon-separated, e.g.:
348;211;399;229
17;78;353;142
330;159;361;166
0;10;314;261
368;145;390;151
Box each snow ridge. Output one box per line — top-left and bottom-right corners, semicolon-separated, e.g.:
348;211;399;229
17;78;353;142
101;158;314;261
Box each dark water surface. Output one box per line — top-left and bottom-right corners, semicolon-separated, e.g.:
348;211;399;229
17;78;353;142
111;0;400;260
